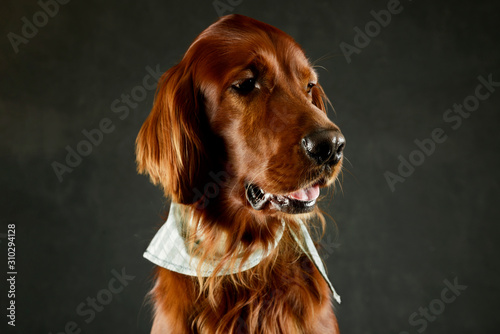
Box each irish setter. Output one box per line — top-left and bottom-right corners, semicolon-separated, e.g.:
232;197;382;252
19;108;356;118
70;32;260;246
136;14;345;334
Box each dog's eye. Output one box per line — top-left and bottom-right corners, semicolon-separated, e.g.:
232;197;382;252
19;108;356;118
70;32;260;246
233;78;257;94
307;82;316;94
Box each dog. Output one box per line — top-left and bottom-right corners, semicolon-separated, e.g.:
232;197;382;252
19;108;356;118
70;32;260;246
136;14;345;334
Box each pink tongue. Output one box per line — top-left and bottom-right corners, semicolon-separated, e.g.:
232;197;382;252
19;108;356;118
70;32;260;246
288;185;320;202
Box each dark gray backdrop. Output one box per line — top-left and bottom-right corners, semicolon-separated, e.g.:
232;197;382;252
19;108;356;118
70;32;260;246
2;0;499;333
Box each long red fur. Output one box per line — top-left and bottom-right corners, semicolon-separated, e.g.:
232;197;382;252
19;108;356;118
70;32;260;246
136;14;342;333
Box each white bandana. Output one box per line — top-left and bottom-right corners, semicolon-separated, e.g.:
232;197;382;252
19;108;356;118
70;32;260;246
144;202;341;304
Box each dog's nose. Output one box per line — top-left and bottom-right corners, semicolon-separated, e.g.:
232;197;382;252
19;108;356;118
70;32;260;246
302;129;345;166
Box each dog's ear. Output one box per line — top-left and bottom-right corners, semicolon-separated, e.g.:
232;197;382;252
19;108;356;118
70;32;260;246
136;63;209;204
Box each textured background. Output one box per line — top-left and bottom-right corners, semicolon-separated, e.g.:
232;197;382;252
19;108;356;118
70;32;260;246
2;0;499;333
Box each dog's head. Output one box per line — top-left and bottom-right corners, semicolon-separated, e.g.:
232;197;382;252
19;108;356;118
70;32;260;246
136;14;345;216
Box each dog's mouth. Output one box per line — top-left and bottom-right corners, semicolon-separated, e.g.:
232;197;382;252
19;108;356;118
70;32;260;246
245;182;324;214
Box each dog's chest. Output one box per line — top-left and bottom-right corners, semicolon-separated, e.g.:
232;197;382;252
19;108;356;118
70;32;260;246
192;254;336;333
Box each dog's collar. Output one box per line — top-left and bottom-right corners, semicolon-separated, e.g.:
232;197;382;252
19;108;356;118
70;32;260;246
144;202;341;304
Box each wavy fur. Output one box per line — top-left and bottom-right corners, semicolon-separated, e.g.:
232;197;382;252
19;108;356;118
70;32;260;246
136;14;342;333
